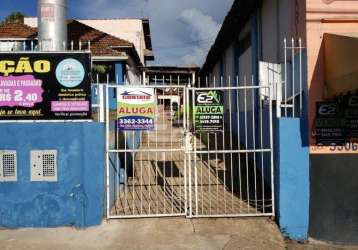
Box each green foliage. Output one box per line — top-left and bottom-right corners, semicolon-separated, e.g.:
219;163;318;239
4;12;25;24
92;64;107;75
92;64;113;75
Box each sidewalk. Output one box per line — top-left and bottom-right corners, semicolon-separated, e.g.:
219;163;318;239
0;218;284;250
1;218;357;250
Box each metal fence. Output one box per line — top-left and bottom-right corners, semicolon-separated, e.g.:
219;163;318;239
0;40;92;52
104;76;274;219
186;78;274;218
106;83;188;218
280;38;305;118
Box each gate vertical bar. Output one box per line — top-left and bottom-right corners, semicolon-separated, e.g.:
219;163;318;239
269;84;275;216
105;83;110;219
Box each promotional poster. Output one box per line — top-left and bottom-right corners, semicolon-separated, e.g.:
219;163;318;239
0;52;91;120
117;87;155;131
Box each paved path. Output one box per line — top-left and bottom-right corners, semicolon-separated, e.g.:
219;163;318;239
0;218;285;250
1;218;356;250
113;106;259;217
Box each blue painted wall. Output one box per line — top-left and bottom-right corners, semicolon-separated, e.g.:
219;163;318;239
276;118;309;241
0;123;105;228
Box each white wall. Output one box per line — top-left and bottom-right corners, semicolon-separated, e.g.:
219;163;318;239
78;19;147;64
24;17;37;28
125;56;142;85
0;41;23;52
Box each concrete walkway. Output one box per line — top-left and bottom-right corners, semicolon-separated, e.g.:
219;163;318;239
1;218;357;250
113;105;264;217
0;218;285;250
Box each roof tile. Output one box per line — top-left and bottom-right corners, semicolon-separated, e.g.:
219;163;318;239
0;22;37;39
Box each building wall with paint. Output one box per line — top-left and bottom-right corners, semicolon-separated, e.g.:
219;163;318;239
306;0;358;243
200;0;310;241
0;123;105;228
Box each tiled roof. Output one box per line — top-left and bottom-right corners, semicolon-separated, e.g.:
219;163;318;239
0;22;37;39
0;20;141;64
67;20;134;57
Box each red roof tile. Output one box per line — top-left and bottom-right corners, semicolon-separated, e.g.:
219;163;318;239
0;22;37;39
0;20;141;65
67;20;134;57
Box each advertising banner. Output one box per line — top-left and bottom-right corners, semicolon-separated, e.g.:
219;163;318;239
0;52;91;120
194;90;224;132
315;101;345;145
312;93;358;153
117;87;155;131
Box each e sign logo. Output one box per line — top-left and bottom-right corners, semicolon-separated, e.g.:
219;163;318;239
318;104;338;116
197;91;221;104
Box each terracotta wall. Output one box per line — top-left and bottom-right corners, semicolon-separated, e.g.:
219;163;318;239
306;0;358;153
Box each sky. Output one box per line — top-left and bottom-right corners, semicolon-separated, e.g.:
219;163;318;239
0;0;233;67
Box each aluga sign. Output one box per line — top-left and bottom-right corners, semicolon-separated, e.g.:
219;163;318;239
194;90;224;131
117;87;155;130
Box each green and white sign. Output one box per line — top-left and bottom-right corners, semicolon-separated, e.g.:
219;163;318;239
117;87;155;131
194;90;224;131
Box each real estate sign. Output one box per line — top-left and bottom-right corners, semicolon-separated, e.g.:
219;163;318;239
0;52;91;120
194;90;224;132
313;93;358;153
117;87;155;131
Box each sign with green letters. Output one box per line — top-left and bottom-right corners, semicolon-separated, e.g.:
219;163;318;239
194;90;224;132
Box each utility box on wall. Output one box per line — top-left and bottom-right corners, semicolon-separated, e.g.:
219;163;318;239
31;150;58;182
0;123;105;228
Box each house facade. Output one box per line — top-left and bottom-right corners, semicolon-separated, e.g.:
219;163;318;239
0;12;155;228
24;17;154;83
200;0;358;244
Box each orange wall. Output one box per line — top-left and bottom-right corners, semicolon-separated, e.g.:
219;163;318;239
306;0;358;154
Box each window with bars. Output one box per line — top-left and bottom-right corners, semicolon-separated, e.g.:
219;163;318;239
0;151;17;182
42;154;56;177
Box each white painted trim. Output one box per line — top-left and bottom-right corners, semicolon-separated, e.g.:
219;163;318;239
0;38;37;41
92;56;128;61
0;51;91;54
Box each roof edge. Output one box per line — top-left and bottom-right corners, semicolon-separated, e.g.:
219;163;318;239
200;0;262;76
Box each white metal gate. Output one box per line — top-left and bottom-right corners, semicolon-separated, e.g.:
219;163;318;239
106;84;188;218
105;81;274;219
186;84;274;218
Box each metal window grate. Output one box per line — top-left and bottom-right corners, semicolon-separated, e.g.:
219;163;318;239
42;154;56;177
0;151;17;182
3;154;16;177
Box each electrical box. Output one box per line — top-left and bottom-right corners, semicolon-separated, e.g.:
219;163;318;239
0;150;17;182
31;150;58;182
